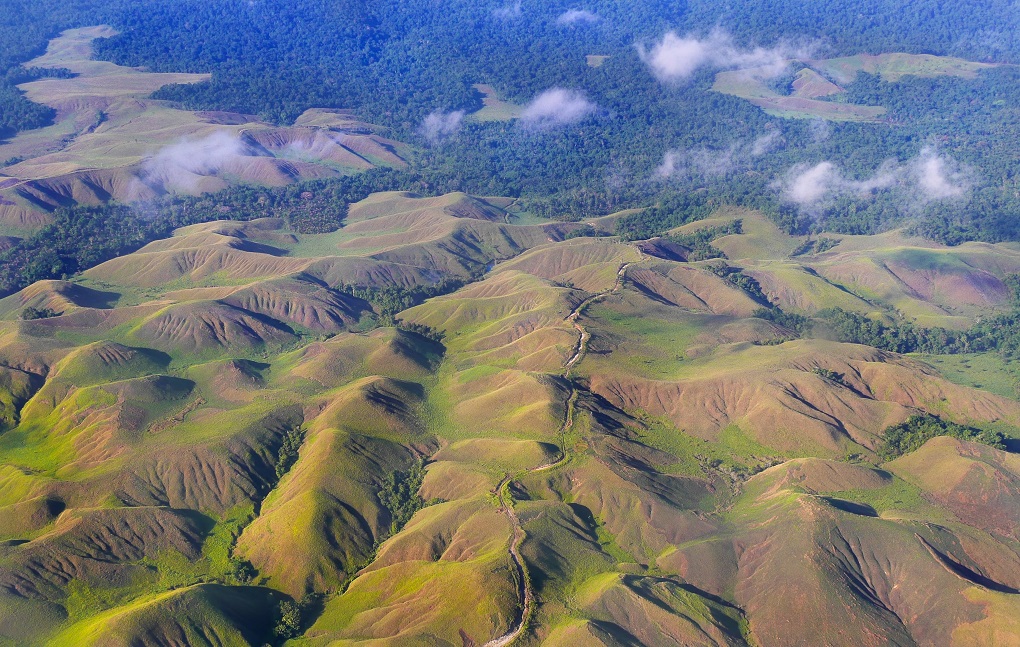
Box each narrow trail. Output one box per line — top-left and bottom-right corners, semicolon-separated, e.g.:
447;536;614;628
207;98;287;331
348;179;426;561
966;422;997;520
502;198;521;225
484;475;531;647
482;260;633;647
562;262;631;377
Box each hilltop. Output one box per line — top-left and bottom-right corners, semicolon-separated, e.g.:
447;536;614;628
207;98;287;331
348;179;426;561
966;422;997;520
1;1;1020;644
0;191;1017;645
0;27;409;235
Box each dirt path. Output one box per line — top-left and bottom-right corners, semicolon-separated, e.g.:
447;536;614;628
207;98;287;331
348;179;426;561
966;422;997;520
482;261;633;647
503;198;520;225
562;261;631;377
483;475;532;647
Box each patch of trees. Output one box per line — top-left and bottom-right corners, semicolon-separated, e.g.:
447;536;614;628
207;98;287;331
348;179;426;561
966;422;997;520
819;307;1020;358
811;367;851;388
710;265;771;306
378;459;431;536
754;307;812;335
19;306;59;320
562;224;611;240
272;599;303;641
615;194;716;241
793;237;841;256
879;414;1006;460
394;321;445;344
275;428;305;480
335;278;465;320
0;82;55;136
665;220;742;260
0;168;414;296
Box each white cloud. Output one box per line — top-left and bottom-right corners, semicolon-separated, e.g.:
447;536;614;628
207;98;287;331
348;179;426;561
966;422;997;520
656;130;784;180
808;119;831;143
786;161;838;205
492;2;522;20
638;29;809;83
419;110;465;143
750;130;784;156
778;147;972;209
656;147;737;178
913;148;967;199
520;88;596;129
556;9;598;25
140;131;252;192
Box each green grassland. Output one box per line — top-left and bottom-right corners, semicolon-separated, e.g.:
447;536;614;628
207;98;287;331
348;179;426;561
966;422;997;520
714;52;997;122
468;84;523;123
1;189;1019;645
0;27;411;231
920;353;1020;401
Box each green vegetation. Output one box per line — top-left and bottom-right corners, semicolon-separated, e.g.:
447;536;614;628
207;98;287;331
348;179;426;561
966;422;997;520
792;237;841;256
753;307;812;335
394;321;445;344
710;265;771;306
829;478;930;515
0;169;411;296
562;224;611;240
337;278;467;320
879;414;1006;460
666;220;742;260
273;599;302;641
19;306;59;320
378;459;431;536
1;186;1019;646
820;307;1020;357
4;2;1020;645
616;194;716;241
921;353;1020;401
275;428;305;480
811;367;851;388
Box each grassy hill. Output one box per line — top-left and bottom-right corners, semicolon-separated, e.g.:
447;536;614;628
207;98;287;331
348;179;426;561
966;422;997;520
0;28;410;236
0;190;1018;646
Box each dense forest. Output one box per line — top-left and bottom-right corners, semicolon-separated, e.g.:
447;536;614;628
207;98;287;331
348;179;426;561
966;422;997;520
4;0;1020;290
0;169;416;295
877;414;1006;460
819;307;1020;357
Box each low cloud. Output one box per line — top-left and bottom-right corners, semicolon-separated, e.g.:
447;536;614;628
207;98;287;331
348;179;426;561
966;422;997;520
492;2;522;20
779;147;973;210
556;9;598;25
520;88;596;129
656;130;784;179
638;29;810;82
657;147;738;178
750;130;784;157
915;151;967;199
140;131;251;193
808;119;831;143
785;161;838;205
419;110;465;143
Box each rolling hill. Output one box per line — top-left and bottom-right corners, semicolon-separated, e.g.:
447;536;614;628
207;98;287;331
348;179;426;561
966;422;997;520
0;27;410;235
0;188;1017;645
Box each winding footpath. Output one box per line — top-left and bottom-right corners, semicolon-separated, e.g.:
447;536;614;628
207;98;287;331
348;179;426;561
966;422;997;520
482;260;633;647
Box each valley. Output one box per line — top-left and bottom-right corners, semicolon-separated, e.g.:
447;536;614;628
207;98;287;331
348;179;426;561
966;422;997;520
0;27;408;236
0;190;1018;645
2;2;1020;645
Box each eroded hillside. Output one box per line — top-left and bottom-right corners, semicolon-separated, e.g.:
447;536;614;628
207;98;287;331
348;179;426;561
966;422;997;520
0;192;1019;646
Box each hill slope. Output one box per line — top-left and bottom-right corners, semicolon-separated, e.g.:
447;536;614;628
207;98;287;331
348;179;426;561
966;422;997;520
0;192;1018;646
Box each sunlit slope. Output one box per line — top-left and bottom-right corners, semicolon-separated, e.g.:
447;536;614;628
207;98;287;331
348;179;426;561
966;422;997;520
0;193;1018;645
703;209;1020;326
0;28;411;231
713;51;997;122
